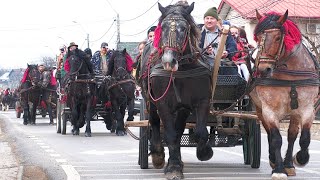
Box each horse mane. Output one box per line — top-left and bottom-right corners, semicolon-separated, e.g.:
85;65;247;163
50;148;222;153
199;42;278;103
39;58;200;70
109;50;133;72
153;4;200;52
254;11;301;52
21;64;38;83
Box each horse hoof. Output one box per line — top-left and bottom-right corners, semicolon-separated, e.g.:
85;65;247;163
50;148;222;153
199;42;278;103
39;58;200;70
116;130;126;136
284;167;296;176
165;171;184;180
151;152;165;169
271;173;287;180
85;133;92;137
293;151;309;167
196;144;213;161
49;122;54;125
23;122;28;125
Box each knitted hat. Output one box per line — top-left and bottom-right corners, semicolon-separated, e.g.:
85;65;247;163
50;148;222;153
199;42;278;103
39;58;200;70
204;7;219;20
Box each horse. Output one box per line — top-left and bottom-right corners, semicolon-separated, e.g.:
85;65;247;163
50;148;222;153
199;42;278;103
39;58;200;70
138;2;212;179
101;49;135;136
1;92;12;111
66;49;95;137
39;68;58;124
249;10;320;179
19;64;42;125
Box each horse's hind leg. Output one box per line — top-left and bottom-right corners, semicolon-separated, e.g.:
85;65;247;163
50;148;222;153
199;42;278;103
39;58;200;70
283;117;299;176
194;100;213;161
149;103;165;169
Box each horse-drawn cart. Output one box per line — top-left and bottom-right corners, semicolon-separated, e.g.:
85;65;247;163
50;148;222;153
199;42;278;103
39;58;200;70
126;65;261;169
56;74;114;135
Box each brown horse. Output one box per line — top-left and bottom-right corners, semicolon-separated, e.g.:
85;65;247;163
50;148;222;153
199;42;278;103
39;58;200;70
250;10;320;179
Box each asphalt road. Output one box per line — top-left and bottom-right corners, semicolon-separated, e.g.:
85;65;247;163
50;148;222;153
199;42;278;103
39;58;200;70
1;109;320;180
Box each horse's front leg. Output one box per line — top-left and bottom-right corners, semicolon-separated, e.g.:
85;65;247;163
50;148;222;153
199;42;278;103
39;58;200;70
84;97;93;137
293;112;313;168
22;100;29;125
283;116;299;176
194;99;212;161
30;102;37;125
158;106;184;179
71;102;80;135
112;99;125;136
46;98;54;125
149;103;165;169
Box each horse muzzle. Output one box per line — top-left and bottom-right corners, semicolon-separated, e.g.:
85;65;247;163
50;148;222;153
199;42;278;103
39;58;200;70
161;51;178;72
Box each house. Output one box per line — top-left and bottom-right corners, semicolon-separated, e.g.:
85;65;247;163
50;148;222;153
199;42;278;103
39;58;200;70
117;42;140;60
217;0;320;51
8;68;25;89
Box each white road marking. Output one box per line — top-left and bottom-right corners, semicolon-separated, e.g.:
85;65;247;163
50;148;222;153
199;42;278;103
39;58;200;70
40;145;50;149
81;149;139;155
45;149;55;153
61;165;80;180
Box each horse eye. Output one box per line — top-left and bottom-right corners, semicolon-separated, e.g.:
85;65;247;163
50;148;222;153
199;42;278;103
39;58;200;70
275;37;281;41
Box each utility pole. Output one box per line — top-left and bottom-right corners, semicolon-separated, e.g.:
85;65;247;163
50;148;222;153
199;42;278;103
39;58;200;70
86;33;90;49
116;13;120;49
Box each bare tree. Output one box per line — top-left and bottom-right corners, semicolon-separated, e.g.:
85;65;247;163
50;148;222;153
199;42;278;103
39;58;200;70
40;56;56;67
302;34;320;63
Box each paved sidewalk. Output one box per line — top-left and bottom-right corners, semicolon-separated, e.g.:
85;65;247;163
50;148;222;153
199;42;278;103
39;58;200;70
0;123;22;180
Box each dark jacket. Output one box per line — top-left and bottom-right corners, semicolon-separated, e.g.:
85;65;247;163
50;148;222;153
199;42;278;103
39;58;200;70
199;28;237;60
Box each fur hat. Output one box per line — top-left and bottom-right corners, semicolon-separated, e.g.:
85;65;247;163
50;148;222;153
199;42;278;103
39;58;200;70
68;42;78;49
204;7;219;20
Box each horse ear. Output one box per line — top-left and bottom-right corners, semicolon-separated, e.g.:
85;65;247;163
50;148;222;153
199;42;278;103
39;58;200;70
277;9;288;25
256;9;262;21
158;2;166;15
185;2;194;14
122;48;127;54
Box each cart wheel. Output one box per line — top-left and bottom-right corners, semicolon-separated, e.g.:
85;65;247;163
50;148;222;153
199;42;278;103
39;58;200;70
139;127;149;169
242;120;250;165
139;98;149;169
249;119;261;168
62;111;67;135
56;101;62;133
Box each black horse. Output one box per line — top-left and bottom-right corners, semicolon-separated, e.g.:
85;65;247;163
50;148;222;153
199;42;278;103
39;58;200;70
101;49;135;136
20;64;42;125
39;69;57;124
139;2;212;179
66;49;95;137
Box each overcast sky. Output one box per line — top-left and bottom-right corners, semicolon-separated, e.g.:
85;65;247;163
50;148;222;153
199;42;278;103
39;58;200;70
0;0;220;69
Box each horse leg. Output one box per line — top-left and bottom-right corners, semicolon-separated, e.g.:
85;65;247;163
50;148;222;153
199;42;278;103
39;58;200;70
71;104;80;135
46;101;54;125
126;98;134;121
283;117;299;176
22;101;29;125
113;99;126;136
84;98;92;137
293;125;311;167
30;103;37;125
194;100;212;161
149;103;165;169
158;106;185;179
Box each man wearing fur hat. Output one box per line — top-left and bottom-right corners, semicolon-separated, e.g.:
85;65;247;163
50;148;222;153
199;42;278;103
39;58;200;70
199;7;237;67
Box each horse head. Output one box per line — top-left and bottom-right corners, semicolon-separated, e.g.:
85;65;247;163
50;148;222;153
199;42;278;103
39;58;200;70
254;10;302;77
155;2;199;71
111;49;129;80
40;70;51;88
27;64;41;86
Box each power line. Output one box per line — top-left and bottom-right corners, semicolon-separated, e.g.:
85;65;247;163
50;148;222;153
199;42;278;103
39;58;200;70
90;20;116;42
105;0;118;14
120;18;158;37
120;0;159;23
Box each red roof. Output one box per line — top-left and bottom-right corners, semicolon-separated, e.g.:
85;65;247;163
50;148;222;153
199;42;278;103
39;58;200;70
218;0;320;19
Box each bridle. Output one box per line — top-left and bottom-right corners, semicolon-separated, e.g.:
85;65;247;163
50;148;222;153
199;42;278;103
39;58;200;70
255;28;285;68
113;55;129;79
160;16;191;58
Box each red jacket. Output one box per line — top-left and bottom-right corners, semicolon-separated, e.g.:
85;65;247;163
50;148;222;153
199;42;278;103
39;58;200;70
4;89;9;96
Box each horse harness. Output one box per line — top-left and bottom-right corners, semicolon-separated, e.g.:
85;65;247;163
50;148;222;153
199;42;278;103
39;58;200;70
252;29;320;110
